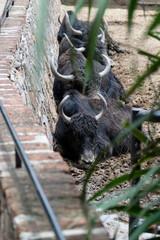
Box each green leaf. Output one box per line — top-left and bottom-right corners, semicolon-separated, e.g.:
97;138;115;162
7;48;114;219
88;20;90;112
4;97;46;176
148;31;160;41
68;0;86;26
138;49;160;60
128;0;138;32
124;121;149;144
88;0;94;21
137;138;160;165
91;189;130;214
82;0;110;93
108;205;158;218
74;0;86;16
88;169;149;202
90;166;160;224
147;10;160;33
130;211;160;240
123;57;160;100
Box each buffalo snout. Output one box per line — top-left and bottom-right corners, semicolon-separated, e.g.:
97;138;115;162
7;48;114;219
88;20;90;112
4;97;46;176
80;149;95;164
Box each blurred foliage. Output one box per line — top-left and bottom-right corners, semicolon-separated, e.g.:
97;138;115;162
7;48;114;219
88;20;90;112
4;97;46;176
70;0;160;239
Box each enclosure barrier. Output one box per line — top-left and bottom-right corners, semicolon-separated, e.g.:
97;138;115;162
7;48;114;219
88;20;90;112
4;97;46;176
0;100;66;240
0;2;65;238
129;107;160;239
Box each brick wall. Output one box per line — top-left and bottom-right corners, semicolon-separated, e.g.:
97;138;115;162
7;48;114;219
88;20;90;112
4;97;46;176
0;0;109;239
11;0;60;146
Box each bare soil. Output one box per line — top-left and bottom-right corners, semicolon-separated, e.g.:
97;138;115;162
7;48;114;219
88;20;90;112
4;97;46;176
61;3;160;216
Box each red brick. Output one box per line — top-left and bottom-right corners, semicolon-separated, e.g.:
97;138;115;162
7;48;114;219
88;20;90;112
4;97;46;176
9;201;30;217
5;187;38;205
0;94;22;100
14;125;46;134
0;143;14;152
5;107;34;118
38;161;70;173
5;116;37;124
25;152;63;161
0;90;17;94
14;0;30;8
56;214;87;230
0;70;10;74
0;60;10;65
0;154;15;163
0;85;15;89
15;220;51;234
38;172;75;185
22;143;50;151
3;18;26;28
0;80;11;84
0;135;36;143
0;38;20;46
1;98;25;105
44;184;80;199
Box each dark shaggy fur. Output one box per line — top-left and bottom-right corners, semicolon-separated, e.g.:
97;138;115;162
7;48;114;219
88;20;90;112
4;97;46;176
53;49;101;107
58;10;109;64
53;11;126;109
53;90;132;164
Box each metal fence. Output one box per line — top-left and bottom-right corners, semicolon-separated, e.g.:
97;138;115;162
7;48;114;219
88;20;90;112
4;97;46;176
129;107;160;238
0;100;66;240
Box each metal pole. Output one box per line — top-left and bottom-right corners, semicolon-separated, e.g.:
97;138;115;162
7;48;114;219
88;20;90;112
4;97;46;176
0;101;66;240
15;148;22;168
129;109;142;239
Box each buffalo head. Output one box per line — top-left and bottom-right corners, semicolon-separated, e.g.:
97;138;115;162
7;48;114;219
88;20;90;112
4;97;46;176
54;91;108;164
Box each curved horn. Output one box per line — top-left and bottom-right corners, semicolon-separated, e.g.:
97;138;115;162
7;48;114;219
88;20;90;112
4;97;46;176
95;93;107;121
59;92;107;122
64;33;85;52
59;95;71;122
50;56;74;82
98;54;111;78
99;27;105;44
103;19;109;33
97;27;102;39
64;10;83;36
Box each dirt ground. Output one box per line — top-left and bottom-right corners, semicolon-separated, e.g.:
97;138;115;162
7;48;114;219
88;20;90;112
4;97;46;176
61;2;160;222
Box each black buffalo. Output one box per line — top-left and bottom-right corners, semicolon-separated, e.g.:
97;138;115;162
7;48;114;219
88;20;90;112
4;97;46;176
51;13;126;108
58;10;109;65
58;10;126;56
58;30;109;66
51;48;125;107
58;32;125;101
53;90;132;165
50;47;110;107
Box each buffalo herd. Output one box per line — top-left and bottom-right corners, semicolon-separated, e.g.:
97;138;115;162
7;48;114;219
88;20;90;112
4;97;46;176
51;10;132;166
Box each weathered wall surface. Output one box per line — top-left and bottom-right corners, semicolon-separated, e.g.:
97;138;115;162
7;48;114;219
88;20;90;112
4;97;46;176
11;0;60;146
